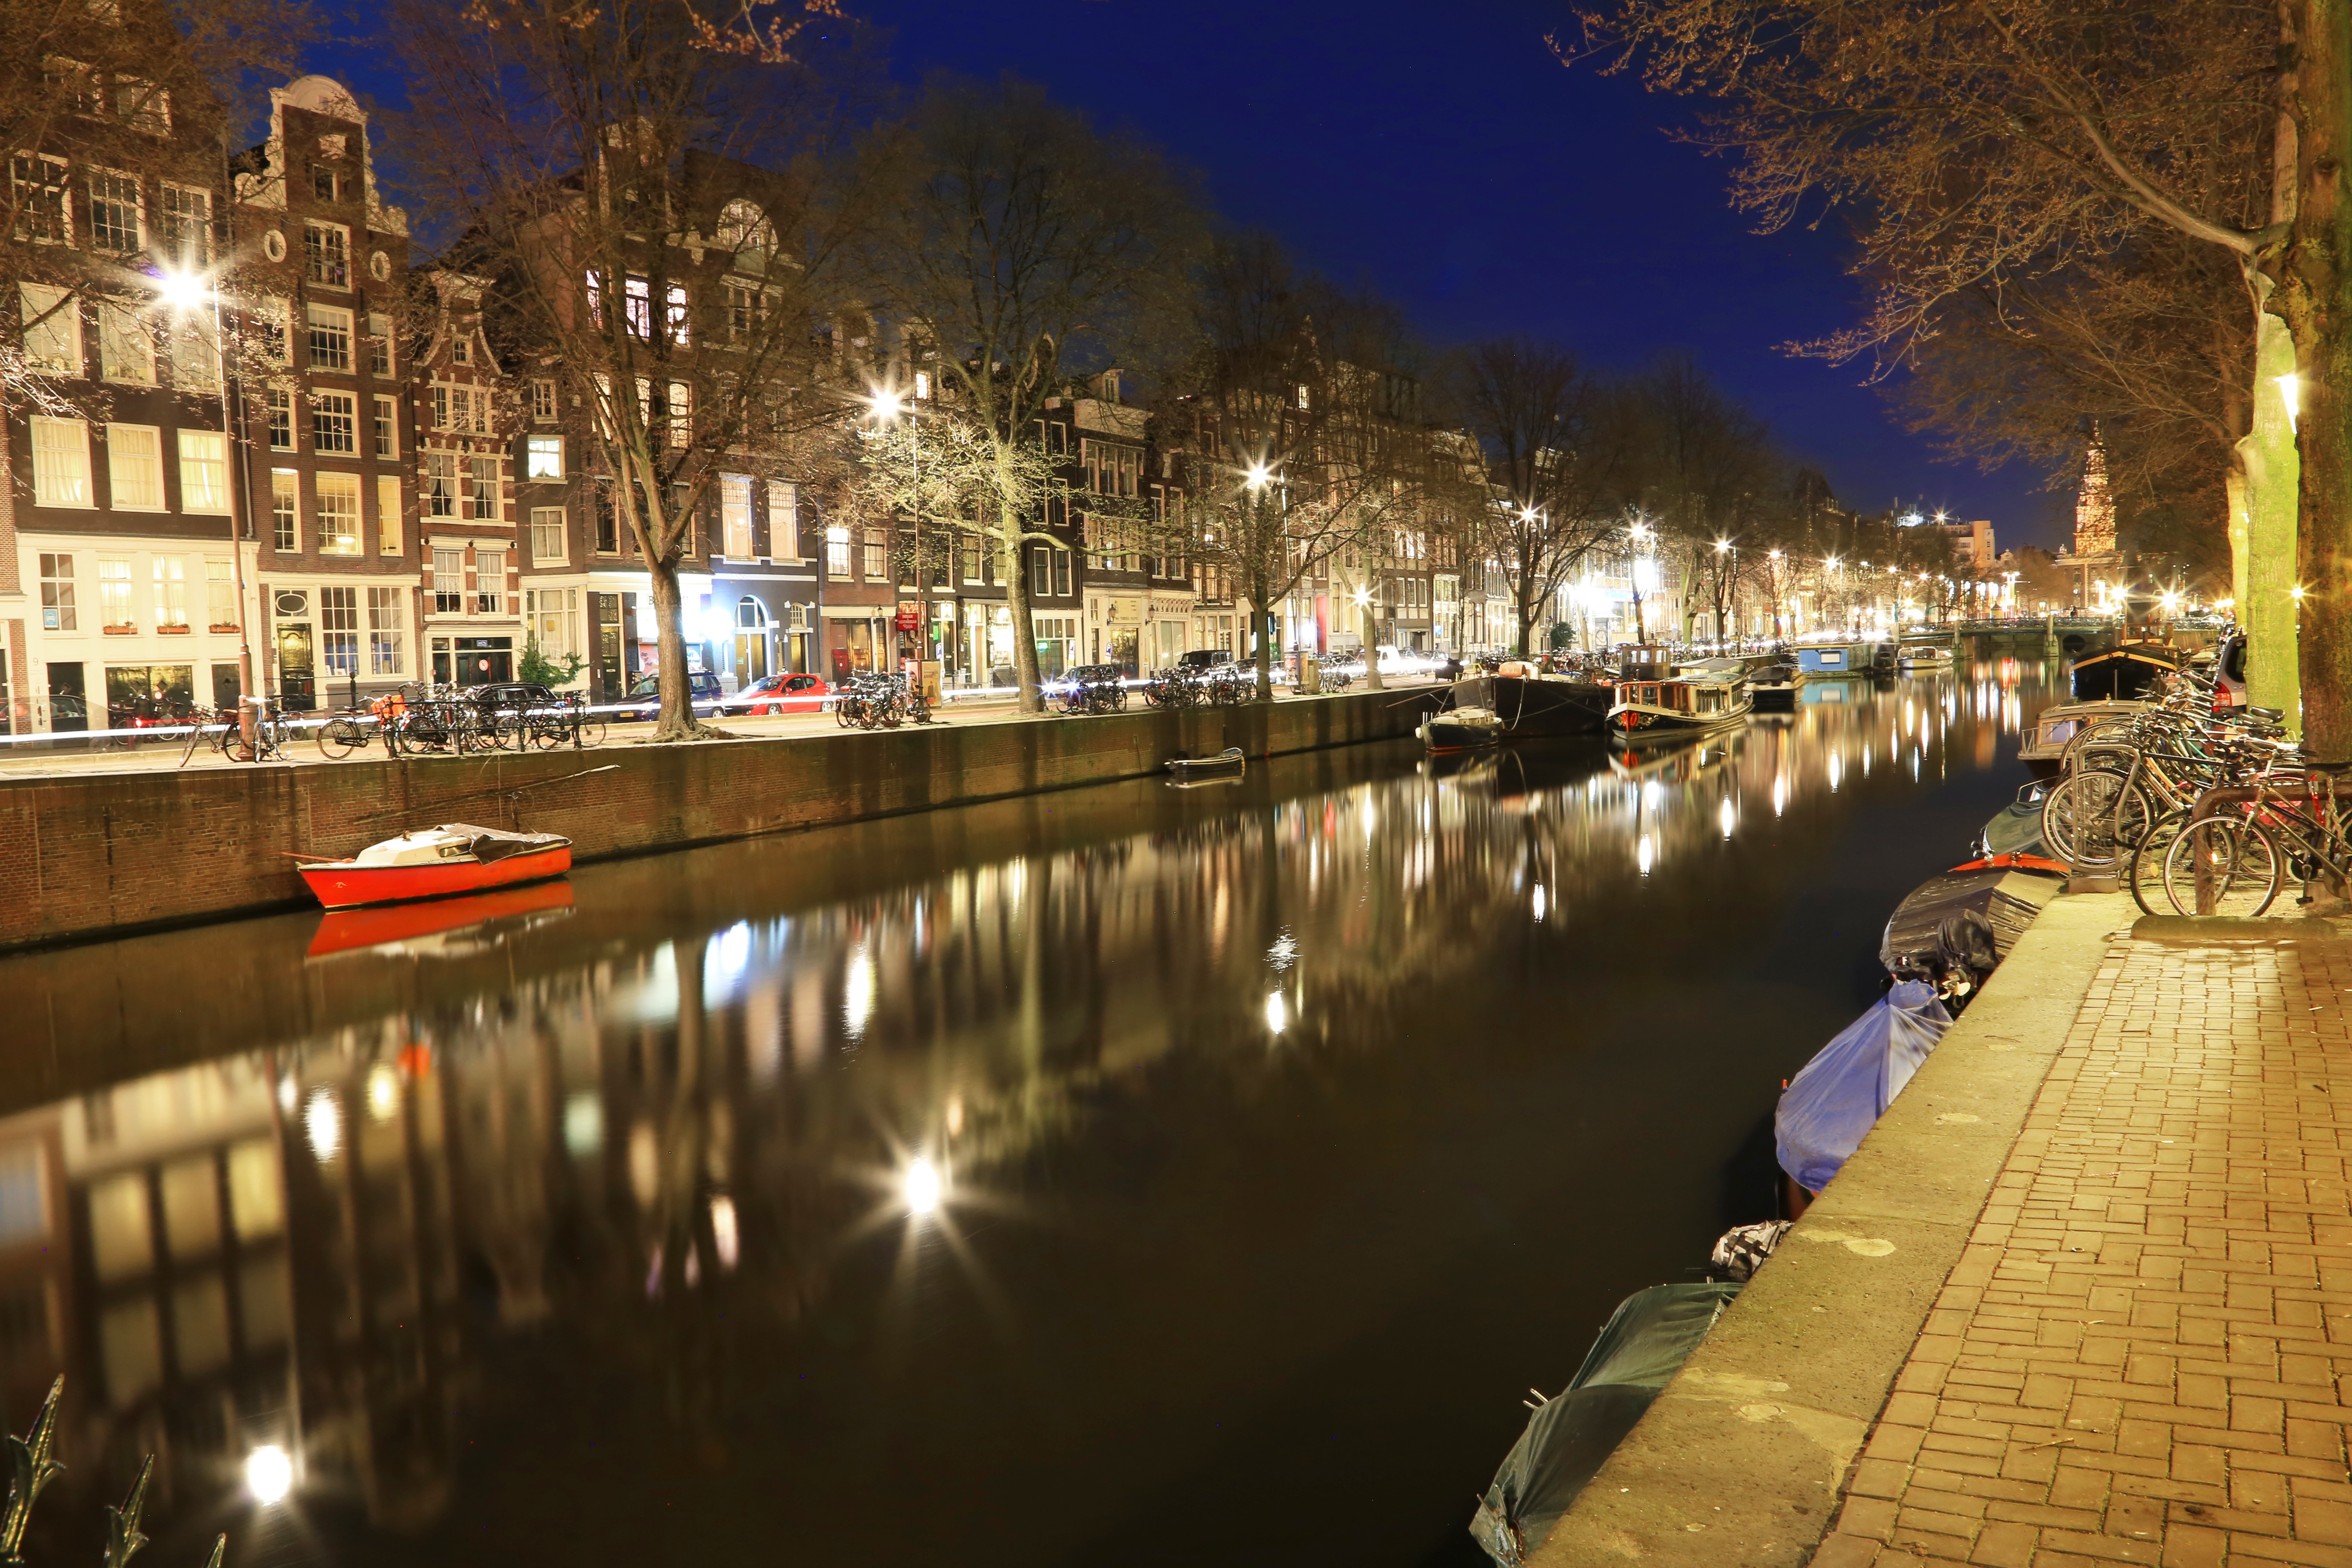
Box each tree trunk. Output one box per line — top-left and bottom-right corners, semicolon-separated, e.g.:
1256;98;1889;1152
646;554;702;740
2287;0;2352;756
2237;303;2300;729
1360;591;1384;691
1001;494;1043;715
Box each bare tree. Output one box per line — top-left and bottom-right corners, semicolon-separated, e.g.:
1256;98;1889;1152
388;0;865;738
1629;354;1780;638
1175;234;1439;698
1571;0;2352;754
851;76;1202;713
1436;336;1641;656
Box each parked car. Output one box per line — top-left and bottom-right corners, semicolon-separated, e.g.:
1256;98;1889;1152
724;673;834;716
466;681;558;712
613;670;726;721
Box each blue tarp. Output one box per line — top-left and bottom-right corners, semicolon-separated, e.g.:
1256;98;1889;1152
1469;1283;1742;1567
1775;981;1953;1194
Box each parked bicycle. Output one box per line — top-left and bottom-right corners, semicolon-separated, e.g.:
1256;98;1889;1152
1057;664;1128;717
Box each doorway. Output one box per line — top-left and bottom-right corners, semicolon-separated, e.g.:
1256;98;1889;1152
46;662;87;732
212;662;241;712
276;623;315;711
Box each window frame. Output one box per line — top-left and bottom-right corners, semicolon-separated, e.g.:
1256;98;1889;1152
310;390;357;454
315;471;362;556
305;301;353;372
524;434;564;481
176;429;230;514
104;422;164;511
303;219;351;288
530;506;567;566
30;417;95;508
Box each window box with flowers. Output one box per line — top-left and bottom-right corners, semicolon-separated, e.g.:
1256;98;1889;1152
156;624;191;635
103;624;138;635
208;622;242;634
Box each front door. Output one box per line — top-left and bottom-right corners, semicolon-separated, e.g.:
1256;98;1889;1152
276;624;315;711
594;593;625;701
46;662;86;732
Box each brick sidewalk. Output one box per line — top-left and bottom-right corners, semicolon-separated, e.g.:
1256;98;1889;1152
1816;930;2352;1568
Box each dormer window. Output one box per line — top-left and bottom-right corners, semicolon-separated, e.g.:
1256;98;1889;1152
310;164;341;203
451;334;471;366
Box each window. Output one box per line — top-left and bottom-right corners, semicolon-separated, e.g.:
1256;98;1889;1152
250;298;288;363
206;560;236;630
720;474;754;558
303;221;349;287
12;154;69;243
159;185;209;268
270;470;297;551
312;391;356;453
101;426;165;513
467;456;497;521
531;507;566;565
1031;543;1053;599
424;453;456;517
666;282;689;345
153;557;187;627
1054;548;1072;597
20;283;79;371
86;170;141;253
366;312;391;376
98;559;132;627
320;587;358;676
96;301;151;383
451;333;471;367
531;378;555;420
913;370;931;400
624;275;651;338
473;549;504;615
39;554;76;631
305;303;352;371
31;418;92;506
826;526;850;579
367;587;404;674
377;475;402;555
432;548;463;614
316;472;361;554
373;395;397;458
726;282;757;343
666;380;691;447
862;531;885;580
767;481;798;560
432;384;486;433
594;480;619;553
169;309;217;389
525;434;563;480
715;200;771;265
527;587;581;664
265;388;292;450
309;163;341;203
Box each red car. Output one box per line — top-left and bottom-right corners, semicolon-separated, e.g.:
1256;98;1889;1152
725;673;834;716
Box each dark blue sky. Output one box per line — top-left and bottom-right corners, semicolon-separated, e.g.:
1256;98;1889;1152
325;0;2064;547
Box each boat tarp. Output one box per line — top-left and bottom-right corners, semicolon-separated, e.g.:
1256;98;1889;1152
1979;798;2047;860
1880;865;2064;978
1775;981;1953;1194
1469;1283;1742;1567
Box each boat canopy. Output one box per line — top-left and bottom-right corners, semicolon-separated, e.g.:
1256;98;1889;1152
1775;981;1953;1194
1469;1283;1741;1567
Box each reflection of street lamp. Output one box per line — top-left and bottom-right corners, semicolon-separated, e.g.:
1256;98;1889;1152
161;268;258;752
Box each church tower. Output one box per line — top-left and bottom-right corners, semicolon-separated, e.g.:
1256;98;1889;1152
2074;434;2116;557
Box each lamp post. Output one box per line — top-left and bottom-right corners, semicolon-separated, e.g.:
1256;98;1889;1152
160;268;258;755
1712;538;1735;647
868;387;923;678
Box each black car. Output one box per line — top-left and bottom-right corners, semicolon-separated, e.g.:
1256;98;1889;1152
613;670;726;720
466;681;557;711
1176;649;1230;673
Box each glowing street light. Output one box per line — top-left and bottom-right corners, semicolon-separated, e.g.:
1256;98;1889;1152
902;1157;943;1216
155;268;211;312
1244;464;1272;491
868;388;905;421
245;1446;293;1505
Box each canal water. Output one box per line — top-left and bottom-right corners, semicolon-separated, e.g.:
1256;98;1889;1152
0;664;2056;1568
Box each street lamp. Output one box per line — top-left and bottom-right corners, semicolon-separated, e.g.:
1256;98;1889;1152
867;384;926;679
159;267;259;753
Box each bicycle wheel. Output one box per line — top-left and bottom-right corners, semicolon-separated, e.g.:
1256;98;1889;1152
2158;816;2280;917
2128;810;2190;917
318;717;365;760
580;715;606;747
2040;770;2149;866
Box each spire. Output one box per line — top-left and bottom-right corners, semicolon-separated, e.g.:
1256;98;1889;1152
2074;429;2115;557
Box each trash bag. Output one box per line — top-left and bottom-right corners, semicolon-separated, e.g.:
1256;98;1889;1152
1469;1283;1740;1566
1775;981;1952;1195
1709;1220;1793;1283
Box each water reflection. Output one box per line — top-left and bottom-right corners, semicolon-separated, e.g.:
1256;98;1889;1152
0;662;2054;1568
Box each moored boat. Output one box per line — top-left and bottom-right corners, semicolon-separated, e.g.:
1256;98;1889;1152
1603;666;1751;744
2067;639;2180;701
1164;746;1246;782
1748;658;1799;711
1793;639;1887;678
297;823;573;910
2017;698;2144;778
1896;641;1954;671
1419;705;1504;752
1450;662;1613;738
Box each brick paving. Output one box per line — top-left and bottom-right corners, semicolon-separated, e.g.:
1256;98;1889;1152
1815;930;2352;1568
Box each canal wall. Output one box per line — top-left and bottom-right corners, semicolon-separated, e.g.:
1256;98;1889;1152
1530;891;2128;1568
0;687;1442;952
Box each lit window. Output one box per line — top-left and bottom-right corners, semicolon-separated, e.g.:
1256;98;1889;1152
96;300;152;384
368;587;404;674
177;429;229;513
270;471;297;551
12;154;70;244
316;472;361;554
467;456;498;521
320;587;358;675
159;184;209;268
531;507;566;565
39;554;77;631
31;417;93;507
720;474;754;557
473;549;505;614
377;475;402;555
86;169;141;253
106;424;163;509
304;221;349;287
19;283;79;372
153;557;187;627
98;559;133;628
525;434;563;480
312;391;356;454
306;302;352;371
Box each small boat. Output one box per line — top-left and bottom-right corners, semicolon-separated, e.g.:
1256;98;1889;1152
297;823;573;910
2018;698;2144;778
1793;639;1887;678
1449;663;1613;737
1896;641;1954;671
1748;659;1800;711
1880;855;2066;1004
1603;666;1751;744
1419;705;1503;752
1164;746;1246;782
307;878;576;959
2067;639;2180;701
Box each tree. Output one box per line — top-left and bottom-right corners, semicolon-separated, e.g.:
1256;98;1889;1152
1175;233;1440;699
1572;0;2352;752
388;0;865;739
1436;336;1642;655
1629;355;1781;639
852;76;1202;714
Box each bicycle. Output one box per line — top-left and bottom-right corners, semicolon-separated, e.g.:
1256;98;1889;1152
223;702;292;764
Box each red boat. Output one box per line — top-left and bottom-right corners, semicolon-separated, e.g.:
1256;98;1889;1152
297;823;573;910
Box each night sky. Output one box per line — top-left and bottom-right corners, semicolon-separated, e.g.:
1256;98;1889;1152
323;0;2064;547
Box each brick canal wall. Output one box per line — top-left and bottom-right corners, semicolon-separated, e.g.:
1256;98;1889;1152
0;688;1442;951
